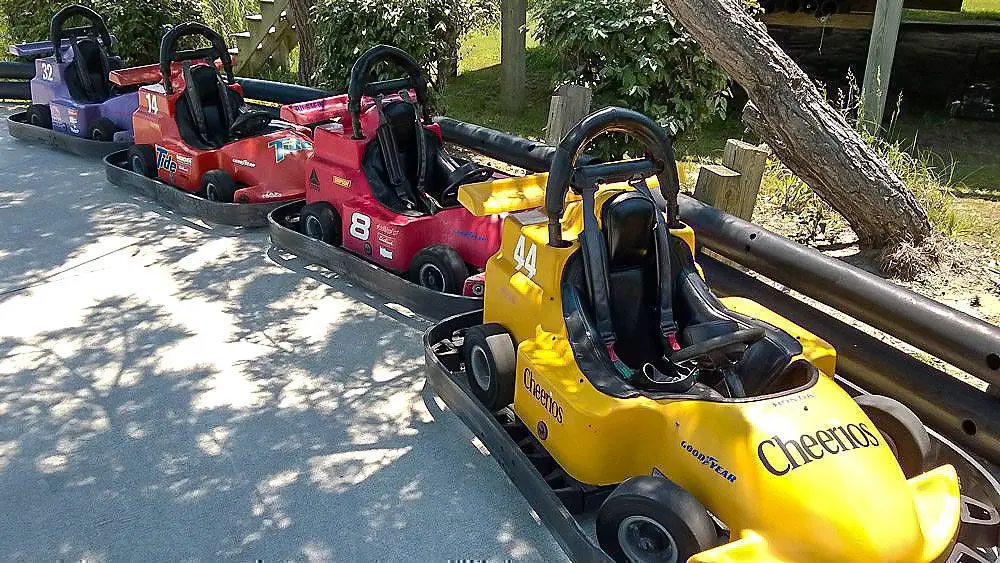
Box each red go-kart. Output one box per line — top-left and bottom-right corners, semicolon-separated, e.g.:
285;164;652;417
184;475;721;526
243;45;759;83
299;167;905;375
127;23;315;204
280;45;503;295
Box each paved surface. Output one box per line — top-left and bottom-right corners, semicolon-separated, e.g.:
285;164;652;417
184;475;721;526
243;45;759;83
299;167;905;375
0;108;565;561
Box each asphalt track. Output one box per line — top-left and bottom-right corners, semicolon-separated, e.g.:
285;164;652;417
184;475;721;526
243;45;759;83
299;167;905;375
0;106;565;561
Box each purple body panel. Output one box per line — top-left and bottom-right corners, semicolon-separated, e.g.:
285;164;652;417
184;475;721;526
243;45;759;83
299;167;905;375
29;51;137;139
8;35;115;57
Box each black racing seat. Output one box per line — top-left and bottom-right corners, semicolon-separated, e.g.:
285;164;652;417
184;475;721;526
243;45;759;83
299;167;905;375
175;63;266;149
564;189;810;399
65;36;121;103
364;99;478;214
602;191;663;367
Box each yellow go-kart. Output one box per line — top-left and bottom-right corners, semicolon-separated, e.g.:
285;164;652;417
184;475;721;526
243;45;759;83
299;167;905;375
425;107;962;562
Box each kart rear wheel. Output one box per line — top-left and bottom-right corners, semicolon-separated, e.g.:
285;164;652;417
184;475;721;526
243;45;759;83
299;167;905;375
300;202;342;246
409;245;469;294
128;144;156;178
463;323;516;412
597;476;717;563
855;394;931;478
89;118;118;142
26;104;51;129
202;170;237;203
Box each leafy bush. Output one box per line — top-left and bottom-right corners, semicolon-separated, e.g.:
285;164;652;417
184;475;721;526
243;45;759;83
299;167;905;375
0;0;202;64
311;0;495;93
534;0;745;136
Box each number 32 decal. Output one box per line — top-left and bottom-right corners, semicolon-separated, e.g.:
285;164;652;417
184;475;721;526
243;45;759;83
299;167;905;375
513;235;537;279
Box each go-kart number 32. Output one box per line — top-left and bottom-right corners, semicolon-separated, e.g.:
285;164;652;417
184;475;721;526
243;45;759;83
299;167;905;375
40;62;54;81
513;235;537;279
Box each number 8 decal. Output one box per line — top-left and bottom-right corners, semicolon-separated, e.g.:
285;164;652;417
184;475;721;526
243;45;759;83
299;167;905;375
350;212;371;241
513;235;537;279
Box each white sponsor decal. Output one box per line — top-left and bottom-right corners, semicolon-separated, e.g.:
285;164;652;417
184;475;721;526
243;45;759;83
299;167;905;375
261;192;282;199
379;247;393;260
233;159;256;168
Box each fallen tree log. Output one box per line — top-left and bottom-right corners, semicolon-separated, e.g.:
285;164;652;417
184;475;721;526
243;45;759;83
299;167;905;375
657;0;933;252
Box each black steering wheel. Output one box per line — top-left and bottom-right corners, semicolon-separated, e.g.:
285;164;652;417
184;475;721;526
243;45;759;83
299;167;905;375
672;328;766;364
159;22;235;95
51;5;113;63
230;110;271;138
441;165;494;200
347;44;430;140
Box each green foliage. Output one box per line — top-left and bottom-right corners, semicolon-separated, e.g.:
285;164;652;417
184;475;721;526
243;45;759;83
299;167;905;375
533;0;743;137
0;0;202;64
311;0;496;93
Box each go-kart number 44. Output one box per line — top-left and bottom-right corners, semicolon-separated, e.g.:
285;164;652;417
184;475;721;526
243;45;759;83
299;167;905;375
514;235;537;279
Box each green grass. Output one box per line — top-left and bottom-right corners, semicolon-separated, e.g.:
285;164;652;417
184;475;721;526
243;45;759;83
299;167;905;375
905;0;1000;22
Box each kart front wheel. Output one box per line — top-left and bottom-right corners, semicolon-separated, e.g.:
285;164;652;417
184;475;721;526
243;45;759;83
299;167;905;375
855;394;931;478
26;104;51;129
202;170;237;203
89;118;118;142
463;323;516;412
409;245;469;294
597;476;717;563
128;144;156;178
300;202;342;245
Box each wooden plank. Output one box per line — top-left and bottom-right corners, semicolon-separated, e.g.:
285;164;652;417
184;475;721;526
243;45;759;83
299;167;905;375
544;84;593;144
860;0;904;134
501;0;527;112
693;164;743;215
765;12;875;30
721;139;770;221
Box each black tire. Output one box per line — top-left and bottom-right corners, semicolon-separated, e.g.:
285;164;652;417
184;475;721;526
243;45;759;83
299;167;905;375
89;117;118;142
300;202;342;245
128;144;156;178
855;394;931;478
463;323;516;411
202;169;237;203
26;104;51;129
409;245;469;294
597;476;717;563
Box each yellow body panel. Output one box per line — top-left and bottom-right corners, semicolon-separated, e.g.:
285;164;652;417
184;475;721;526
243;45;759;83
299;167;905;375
478;180;961;562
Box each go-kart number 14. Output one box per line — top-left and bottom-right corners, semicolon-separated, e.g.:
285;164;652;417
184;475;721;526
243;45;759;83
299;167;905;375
144;93;159;114
350;212;371;241
513;235;537;279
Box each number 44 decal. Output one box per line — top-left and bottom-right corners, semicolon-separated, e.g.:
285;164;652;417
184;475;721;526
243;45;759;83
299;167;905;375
513;235;537;279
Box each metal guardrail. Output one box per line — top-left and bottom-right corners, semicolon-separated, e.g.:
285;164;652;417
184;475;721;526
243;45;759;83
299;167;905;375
434;115;1000;464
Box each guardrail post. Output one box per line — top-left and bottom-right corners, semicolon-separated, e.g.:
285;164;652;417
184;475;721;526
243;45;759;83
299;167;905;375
544;84;593;145
722;139;769;221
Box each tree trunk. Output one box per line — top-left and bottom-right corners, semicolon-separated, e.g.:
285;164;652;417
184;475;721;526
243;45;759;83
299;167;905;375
658;0;933;250
287;0;319;86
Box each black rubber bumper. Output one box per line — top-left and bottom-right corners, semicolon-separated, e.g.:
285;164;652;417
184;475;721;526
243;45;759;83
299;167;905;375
423;310;1000;562
8;111;129;158
104;150;283;227
268;201;482;320
423;310;613;563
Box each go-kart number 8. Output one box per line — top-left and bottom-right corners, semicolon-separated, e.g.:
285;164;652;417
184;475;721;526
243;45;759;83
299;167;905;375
144;93;159;114
513;235;537;279
350;212;371;241
40;62;54;81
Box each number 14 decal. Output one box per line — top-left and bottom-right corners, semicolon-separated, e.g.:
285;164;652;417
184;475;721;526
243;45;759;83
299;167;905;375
513;235;537;279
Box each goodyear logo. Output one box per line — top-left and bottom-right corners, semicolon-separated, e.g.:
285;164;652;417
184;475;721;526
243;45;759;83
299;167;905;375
523;368;563;423
680;440;738;483
268;138;313;162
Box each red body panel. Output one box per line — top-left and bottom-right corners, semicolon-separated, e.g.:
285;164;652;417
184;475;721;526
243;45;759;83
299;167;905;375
131;62;323;204
304;92;503;274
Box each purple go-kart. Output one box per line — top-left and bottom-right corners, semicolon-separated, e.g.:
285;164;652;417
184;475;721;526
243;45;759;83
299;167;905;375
6;5;154;157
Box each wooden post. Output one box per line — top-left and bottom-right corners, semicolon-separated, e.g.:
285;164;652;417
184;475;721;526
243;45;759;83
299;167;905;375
501;0;526;112
860;0;904;135
693;164;743;214
544;84;593;144
721;139;769;221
